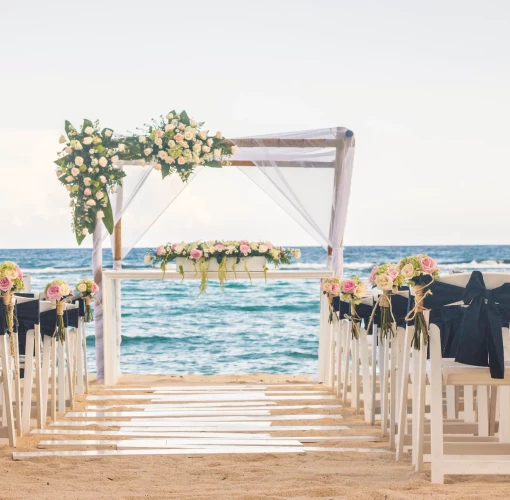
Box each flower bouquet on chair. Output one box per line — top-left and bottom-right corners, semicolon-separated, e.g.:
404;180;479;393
398;255;439;349
44;280;73;343
75;279;98;322
324;276;367;339
368;263;404;339
322;277;341;323
0;261;25;354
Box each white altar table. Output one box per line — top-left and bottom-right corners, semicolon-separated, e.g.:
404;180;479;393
102;269;334;385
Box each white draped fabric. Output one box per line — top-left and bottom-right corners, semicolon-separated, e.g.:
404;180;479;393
92;127;355;378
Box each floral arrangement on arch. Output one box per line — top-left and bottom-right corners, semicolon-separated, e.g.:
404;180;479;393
44;280;73;342
55;120;126;244
56;111;238;245
76;278;99;323
368;263;404;338
398;254;439;349
118;110;237;182
0;262;25;355
145;240;301;294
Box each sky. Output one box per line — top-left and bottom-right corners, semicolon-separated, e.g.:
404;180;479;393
0;0;509;249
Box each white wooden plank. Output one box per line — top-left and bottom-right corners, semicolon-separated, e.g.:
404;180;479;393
50;421;272;428
67;410;272;418
96;384;317;391
118;425;351;432
125;414;343;422
152;391;328;395
32;429;273;438
38;438;303;447
12;446;388;460
87;394;337;401
85;404;342;411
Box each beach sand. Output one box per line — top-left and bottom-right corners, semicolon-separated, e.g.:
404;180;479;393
1;374;509;499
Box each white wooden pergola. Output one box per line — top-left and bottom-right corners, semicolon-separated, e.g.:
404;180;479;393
92;127;355;384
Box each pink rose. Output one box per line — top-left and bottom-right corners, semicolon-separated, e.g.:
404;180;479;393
156;130;164;138
156;245;165;256
46;284;62;302
329;283;340;295
174;133;184;142
240;240;249;245
368;266;378;286
0;276;12;292
215;244;225;251
91;283;99;293
341;279;357;295
15;265;23;279
387;266;399;281
190;249;203;260
420;257;438;275
239;244;251;256
84;188;92;196
265;242;274;250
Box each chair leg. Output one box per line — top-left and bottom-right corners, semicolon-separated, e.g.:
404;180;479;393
396;325;413;461
359;330;372;423
12;332;23;437
22;331;35;434
50;339;57;422
389;334;397;450
499;386;510;442
82;321;89;394
65;337;75;410
415;339;427;472
381;336;389;436
477;386;489;437
0;335;16;447
429;326;444;484
335;323;342;399
34;326;44;429
57;340;65;413
76;325;84;396
463;385;475;422
370;333;377;426
342;326;351;405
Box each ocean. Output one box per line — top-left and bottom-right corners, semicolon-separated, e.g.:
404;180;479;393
1;245;509;376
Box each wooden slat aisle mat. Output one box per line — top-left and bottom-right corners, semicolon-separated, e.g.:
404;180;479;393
15;384;387;460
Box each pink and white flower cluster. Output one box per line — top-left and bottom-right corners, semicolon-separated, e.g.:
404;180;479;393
369;263;403;291
145;240;301;269
44;280;73;304
398;254;440;285
0;261;24;294
75;278;99;296
323;276;367;305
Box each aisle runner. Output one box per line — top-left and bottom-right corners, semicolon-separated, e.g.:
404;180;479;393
14;384;388;459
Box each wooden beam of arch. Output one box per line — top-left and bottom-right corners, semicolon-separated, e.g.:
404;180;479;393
229;138;340;148
222;160;335;168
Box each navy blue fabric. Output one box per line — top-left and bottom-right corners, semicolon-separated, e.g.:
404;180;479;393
0;302;6;336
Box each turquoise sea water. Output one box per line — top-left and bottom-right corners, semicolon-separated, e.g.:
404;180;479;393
1;246;509;376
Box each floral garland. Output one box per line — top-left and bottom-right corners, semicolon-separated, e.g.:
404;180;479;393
55;120;125;244
44;280;73;343
56;111;238;244
76;279;99;323
117;110;237;183
368;263;403;338
0;262;24;357
398;254;439;349
145;240;301;294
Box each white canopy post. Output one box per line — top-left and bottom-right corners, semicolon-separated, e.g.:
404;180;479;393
92;223;104;380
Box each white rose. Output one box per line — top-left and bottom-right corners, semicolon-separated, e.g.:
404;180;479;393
77;283;87;292
71;167;80;176
199;130;208;140
96;210;104;219
166;112;174;120
91;158;98;166
96;191;104;200
259;244;268;253
154;137;163;147
165;124;174;132
355;284;367;297
154;163;162;171
84;126;94;135
84;177;91;186
139;136;146;143
81;228;88;236
202;145;211;153
375;273;393;291
60;283;71;296
192;144;201;153
215;131;222;139
207;138;213;146
86;199;96;206
174;244;184;253
83;137;93;145
400;263;415;280
213;149;221;157
111;186;117;193
184;131;193;141
140;159;146;166
88;167;93;173
168;140;176;147
118;143;126;152
89;149;95;154
178;123;186;131
177;156;186;165
190;119;198;127
104;129;113;137
158;150;168;159
99;175;107;183
144;147;153;156
65;175;74;182
75;156;84;166
65;147;73;154
144;254;153;264
99;157;107;167
231;145;238;154
111;155;119;163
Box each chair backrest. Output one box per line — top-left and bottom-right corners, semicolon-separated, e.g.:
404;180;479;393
438;272;510;290
22;273;31;292
39;301;55;313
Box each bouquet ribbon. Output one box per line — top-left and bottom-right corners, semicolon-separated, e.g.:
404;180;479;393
55;301;66;343
344;303;361;340
405;282;433;349
366;290;396;339
2;292;19;374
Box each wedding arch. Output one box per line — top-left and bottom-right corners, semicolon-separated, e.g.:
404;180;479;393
55;115;355;381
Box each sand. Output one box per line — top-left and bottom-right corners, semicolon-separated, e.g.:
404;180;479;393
1;374;509;499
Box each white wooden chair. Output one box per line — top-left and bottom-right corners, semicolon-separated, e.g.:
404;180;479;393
0;326;16;446
429;272;510;483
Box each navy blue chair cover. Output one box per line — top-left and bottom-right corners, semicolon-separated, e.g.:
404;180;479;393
425;271;510;379
15;299;40;357
0;302;6;336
